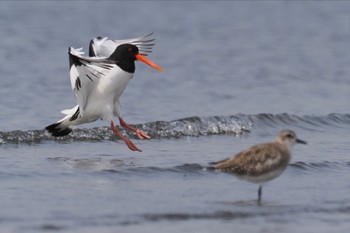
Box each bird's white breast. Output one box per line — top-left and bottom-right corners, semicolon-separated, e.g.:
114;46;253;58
82;67;133;121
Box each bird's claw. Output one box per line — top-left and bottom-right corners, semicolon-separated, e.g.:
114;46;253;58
136;129;151;140
125;139;142;152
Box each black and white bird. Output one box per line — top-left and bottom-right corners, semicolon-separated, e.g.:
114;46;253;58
46;33;163;152
210;129;307;204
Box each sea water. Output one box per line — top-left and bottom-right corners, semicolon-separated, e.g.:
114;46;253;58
0;2;349;233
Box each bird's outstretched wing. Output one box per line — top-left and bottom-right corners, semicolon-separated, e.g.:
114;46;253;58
68;47;116;115
89;33;155;57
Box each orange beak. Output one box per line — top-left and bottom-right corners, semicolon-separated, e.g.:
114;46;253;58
135;54;163;72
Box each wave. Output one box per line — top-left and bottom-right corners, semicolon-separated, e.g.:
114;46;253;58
140;205;350;223
1;113;349;144
48;157;205;175
289;161;350;172
47;157;350;175
138;204;350;223
246;113;350;130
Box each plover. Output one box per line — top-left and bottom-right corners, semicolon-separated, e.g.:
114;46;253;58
210;129;307;204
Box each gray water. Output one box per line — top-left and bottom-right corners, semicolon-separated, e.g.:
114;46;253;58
1;1;350;233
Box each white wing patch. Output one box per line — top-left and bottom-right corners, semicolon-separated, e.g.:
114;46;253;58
89;33;155;58
58;105;79;123
68;47;116;115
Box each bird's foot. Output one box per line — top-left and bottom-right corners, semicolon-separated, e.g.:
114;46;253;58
124;138;142;152
135;129;151;140
111;120;142;152
119;117;151;140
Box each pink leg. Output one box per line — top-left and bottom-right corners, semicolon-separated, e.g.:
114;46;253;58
110;121;142;152
118;117;151;140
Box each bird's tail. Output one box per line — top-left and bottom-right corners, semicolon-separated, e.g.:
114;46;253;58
206;162;217;171
45;105;80;137
206;158;231;171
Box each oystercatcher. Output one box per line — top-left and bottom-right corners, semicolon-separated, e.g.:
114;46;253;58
46;33;163;152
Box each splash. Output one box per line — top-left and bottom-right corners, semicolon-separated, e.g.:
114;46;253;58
1;113;349;145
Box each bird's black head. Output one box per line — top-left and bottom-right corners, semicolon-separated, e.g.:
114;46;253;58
109;44;140;73
109;43;163;73
115;44;139;60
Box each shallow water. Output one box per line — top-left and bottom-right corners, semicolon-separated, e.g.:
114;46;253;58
0;1;350;233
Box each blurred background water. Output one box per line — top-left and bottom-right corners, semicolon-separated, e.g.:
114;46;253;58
0;1;349;233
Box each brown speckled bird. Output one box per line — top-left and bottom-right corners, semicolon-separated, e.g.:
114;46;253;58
210;129;307;204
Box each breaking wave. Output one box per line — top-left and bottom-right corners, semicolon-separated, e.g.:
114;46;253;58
1;113;349;145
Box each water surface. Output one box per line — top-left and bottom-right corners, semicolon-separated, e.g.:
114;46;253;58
0;2;349;233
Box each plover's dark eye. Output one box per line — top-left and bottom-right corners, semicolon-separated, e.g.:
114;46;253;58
286;134;293;139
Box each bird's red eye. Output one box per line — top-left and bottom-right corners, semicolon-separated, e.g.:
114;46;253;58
128;48;133;52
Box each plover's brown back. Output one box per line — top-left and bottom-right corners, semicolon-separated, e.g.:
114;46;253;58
211;142;291;183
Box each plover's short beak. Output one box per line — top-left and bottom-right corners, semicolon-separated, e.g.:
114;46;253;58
296;138;307;144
